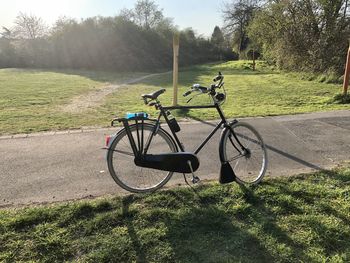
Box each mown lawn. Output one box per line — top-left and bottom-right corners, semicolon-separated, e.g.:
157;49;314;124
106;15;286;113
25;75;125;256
109;61;348;120
1;167;349;262
0;61;348;135
0;68;146;135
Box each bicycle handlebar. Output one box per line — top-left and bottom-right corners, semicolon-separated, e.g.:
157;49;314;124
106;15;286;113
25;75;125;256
183;84;208;97
213;72;223;82
183;72;224;97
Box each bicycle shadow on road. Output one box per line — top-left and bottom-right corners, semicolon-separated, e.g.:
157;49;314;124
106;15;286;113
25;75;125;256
180;115;325;172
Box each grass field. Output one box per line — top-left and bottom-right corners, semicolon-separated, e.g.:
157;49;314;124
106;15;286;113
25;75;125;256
0;61;348;135
0;68;146;134
1;167;349;262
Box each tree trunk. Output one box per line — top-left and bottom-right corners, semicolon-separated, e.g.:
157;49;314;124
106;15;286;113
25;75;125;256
342;44;350;96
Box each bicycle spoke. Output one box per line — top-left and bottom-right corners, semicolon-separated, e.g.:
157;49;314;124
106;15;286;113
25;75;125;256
107;124;177;193
223;122;267;184
227;153;244;163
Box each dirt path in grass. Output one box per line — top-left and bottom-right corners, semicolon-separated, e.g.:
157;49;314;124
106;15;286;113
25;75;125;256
61;71;171;113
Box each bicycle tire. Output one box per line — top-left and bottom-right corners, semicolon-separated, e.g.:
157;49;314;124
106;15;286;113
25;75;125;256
220;121;268;184
107;123;178;193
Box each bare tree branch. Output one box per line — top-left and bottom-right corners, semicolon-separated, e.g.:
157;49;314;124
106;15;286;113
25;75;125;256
13;12;47;39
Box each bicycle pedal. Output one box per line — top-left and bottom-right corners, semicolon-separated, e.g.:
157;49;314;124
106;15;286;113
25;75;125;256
191;176;200;184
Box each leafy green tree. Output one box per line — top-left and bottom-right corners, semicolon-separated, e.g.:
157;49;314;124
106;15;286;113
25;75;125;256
248;0;350;74
211;26;225;60
0;8;229;70
120;0;164;29
0;27;16;67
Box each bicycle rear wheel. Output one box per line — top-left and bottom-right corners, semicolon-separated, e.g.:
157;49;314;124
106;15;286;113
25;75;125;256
107;123;177;193
221;122;267;184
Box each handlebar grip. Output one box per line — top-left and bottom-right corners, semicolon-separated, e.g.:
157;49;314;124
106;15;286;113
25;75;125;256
183;90;192;97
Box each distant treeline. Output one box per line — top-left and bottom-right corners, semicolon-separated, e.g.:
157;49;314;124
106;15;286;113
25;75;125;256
0;1;236;71
223;0;350;76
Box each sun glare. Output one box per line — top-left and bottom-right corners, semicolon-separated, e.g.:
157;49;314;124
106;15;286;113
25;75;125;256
9;0;86;25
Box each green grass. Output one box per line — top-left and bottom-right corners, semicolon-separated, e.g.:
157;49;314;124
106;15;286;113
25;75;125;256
0;61;348;135
0;68;146;134
111;61;347;120
1;167;350;262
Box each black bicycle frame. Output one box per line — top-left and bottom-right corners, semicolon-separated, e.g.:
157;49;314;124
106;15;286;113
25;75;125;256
160;103;228;154
117;102;246;158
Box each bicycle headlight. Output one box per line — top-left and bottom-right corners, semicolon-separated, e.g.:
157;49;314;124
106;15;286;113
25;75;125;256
215;92;225;102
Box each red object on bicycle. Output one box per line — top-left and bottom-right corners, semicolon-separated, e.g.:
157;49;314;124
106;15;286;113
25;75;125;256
105;136;111;147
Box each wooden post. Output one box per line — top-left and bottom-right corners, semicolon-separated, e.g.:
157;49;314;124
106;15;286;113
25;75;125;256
252;48;256;71
342;44;350;96
173;33;179;106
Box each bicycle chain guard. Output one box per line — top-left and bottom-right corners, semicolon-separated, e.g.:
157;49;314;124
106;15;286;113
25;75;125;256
134;152;200;174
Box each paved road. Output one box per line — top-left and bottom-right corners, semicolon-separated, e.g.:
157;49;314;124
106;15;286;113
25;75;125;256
0;110;349;207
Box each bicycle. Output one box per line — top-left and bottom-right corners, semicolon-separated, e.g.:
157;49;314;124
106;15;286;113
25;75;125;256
105;72;268;193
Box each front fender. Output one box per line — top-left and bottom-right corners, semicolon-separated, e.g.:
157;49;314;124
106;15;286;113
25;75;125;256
218;120;238;163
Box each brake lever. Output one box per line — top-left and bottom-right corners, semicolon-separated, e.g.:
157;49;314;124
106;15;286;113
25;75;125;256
186;92;202;103
183;90;192;97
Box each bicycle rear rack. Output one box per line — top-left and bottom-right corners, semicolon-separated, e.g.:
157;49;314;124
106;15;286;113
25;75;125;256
111;112;161;157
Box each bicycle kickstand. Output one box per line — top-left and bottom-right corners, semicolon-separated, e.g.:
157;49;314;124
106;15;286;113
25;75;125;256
187;160;200;184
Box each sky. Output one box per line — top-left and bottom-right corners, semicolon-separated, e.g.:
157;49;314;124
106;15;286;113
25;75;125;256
0;0;225;37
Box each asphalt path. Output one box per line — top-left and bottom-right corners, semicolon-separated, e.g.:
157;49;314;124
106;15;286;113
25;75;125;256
0;110;349;207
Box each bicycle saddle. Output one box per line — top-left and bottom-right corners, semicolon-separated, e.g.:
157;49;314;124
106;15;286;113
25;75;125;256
141;88;166;100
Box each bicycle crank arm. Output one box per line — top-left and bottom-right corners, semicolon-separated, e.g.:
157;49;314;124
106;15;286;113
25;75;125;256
134;153;200;173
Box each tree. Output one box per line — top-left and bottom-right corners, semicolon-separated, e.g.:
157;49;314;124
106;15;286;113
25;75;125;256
13;12;47;39
0;9;224;70
0;27;16;67
211;26;225;60
222;0;260;57
248;0;350;74
1;27;13;40
120;0;164;29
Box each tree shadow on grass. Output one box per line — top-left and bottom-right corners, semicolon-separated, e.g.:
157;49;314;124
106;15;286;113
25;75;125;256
5;169;349;262
75;168;349;262
270;170;350;227
120;171;350;263
121;191;274;262
239;170;350;261
121;196;147;263
235;184;314;261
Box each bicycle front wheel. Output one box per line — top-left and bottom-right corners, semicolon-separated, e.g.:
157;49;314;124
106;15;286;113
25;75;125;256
221;122;268;184
107;123;177;193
